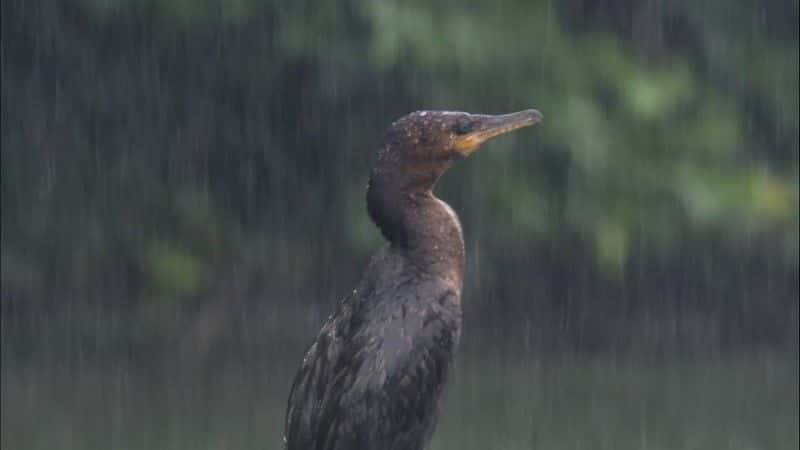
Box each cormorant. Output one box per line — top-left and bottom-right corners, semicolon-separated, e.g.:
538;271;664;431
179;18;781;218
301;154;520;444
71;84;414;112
284;109;543;450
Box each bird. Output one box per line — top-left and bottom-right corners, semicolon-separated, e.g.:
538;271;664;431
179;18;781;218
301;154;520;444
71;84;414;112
284;109;543;450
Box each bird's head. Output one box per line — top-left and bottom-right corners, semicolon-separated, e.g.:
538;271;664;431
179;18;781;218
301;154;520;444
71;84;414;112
376;109;543;190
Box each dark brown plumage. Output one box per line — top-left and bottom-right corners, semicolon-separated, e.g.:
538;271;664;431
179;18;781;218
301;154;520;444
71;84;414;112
284;109;542;450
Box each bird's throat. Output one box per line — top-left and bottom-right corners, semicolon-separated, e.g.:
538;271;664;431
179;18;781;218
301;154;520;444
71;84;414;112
367;176;465;290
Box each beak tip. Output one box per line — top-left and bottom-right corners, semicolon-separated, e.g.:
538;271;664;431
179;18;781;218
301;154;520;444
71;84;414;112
527;109;544;124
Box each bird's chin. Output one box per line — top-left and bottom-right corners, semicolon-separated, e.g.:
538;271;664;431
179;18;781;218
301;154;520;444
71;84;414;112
452;138;483;157
450;150;470;161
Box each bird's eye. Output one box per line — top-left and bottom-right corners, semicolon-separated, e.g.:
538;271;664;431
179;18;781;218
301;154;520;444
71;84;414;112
454;122;472;135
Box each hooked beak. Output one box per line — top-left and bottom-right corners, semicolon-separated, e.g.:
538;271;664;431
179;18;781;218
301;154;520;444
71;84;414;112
453;109;543;156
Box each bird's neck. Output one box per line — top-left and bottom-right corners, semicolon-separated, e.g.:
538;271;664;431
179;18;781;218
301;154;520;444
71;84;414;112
367;173;465;291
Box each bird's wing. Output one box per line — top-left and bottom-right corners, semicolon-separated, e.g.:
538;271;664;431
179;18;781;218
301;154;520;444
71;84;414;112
284;296;358;450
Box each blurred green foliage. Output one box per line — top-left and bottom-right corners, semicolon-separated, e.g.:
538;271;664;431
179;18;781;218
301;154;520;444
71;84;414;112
360;0;798;269
67;0;800;268
146;240;206;297
1;0;797;356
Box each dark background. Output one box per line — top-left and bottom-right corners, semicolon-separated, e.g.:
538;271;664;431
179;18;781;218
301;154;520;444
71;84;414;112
2;1;798;449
